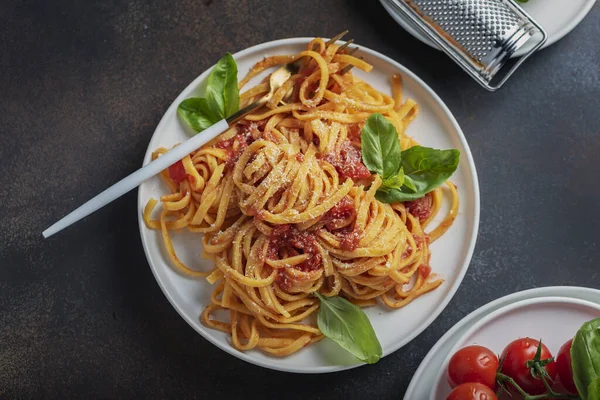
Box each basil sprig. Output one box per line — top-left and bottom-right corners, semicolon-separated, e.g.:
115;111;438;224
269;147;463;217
360;113;460;203
572;317;600;400
361;113;404;188
315;293;382;364
177;53;240;134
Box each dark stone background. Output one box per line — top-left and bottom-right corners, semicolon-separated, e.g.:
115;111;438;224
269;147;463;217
1;0;599;398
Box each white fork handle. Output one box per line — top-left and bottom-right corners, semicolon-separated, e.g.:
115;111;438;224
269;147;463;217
42;119;229;238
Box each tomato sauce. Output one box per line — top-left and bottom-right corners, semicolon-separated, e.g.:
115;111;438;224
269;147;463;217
267;225;322;273
418;264;431;280
319;197;361;250
215;137;234;149
339;228;361;251
276;270;293;291
403;194;433;223
401;245;413;259
168;160;188;183
414;233;430;251
301;66;316;77
347;124;361;142
322;141;371;181
216;120;267;169
321;196;355;230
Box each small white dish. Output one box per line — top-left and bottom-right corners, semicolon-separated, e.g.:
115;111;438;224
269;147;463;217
404;288;600;400
406;286;600;399
380;0;597;58
431;296;600;399
137;37;480;373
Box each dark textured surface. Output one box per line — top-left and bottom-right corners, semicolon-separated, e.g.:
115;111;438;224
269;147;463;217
1;0;599;398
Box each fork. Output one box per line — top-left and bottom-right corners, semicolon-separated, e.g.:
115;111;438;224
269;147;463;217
42;32;360;238
233;30;357;115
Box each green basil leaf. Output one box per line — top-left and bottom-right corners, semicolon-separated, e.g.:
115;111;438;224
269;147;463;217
359;113;459;204
374;186;435;203
572;317;600;400
177;53;240;135
374;146;458;202
360;113;402;182
206;53;239;119
315;293;382;364
401;145;459;193
383;167;404;190
403;175;417;193
375;187;412;203
589;378;600;400
222;55;240;117
177;98;217;133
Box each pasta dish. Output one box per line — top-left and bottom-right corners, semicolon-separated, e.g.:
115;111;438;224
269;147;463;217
143;37;459;358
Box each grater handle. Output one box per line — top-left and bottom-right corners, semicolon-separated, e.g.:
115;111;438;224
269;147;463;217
384;0;548;91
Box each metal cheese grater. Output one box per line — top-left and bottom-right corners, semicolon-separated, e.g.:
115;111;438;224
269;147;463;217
382;0;548;91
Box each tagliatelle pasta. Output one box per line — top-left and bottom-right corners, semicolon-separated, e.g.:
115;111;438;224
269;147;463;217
143;37;459;357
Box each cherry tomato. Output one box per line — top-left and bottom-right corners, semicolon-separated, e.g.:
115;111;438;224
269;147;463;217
168;160;188;183
446;382;498;400
448;345;499;389
556;338;578;394
500;338;557;395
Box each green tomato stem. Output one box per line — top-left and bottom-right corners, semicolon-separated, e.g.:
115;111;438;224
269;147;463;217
533;364;580;399
496;369;581;400
496;372;530;397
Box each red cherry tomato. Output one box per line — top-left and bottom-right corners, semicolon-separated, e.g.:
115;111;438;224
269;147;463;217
168;160;188;183
448;345;499;389
556;338;578;394
446;382;498;400
500;338;557;395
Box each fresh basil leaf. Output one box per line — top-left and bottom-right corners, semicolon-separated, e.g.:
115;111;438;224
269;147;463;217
206;53;239;119
400;145;459;196
589;379;600;400
177;98;217;133
571;317;600;400
178;53;240;135
222;54;240;117
315;293;382;364
360;113;402;182
359;113;459;204
375;188;408;203
401;146;460;189
374;186;434;203
383;167;404;190
403;175;417;193
374;146;459;203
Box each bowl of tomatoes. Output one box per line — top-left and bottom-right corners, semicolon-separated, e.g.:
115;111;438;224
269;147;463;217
431;296;600;400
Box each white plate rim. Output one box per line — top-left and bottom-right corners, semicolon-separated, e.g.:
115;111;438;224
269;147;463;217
446;296;600;358
136;37;481;373
405;286;600;399
379;0;597;58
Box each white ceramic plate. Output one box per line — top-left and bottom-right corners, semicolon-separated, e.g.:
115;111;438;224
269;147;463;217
380;0;597;58
137;38;480;373
405;287;600;399
432;296;600;399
